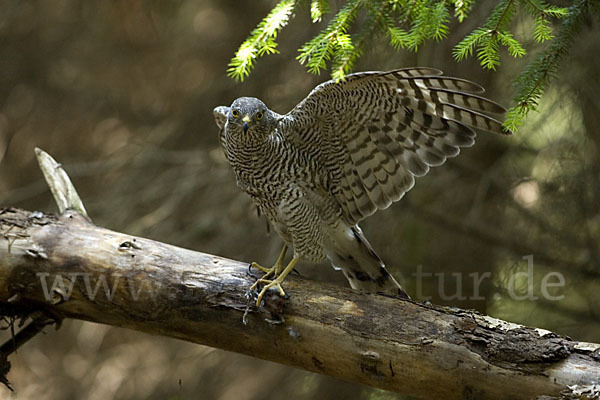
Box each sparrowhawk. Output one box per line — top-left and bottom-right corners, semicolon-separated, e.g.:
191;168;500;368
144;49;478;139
213;68;509;307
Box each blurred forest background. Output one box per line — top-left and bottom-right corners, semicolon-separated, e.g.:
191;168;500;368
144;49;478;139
0;0;599;399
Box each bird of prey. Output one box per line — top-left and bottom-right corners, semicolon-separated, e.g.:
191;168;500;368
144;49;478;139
213;67;510;307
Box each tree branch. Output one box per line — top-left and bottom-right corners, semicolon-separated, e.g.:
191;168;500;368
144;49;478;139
0;207;598;399
0;149;598;399
34;148;88;218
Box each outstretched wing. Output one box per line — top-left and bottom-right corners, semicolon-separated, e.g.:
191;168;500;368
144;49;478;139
278;67;510;225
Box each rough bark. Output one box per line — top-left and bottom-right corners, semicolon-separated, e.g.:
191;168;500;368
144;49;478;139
0;207;598;400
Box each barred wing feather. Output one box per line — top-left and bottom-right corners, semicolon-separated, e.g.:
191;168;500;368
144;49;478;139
278;68;510;224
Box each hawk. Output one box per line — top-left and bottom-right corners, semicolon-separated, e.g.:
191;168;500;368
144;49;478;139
213;68;509;307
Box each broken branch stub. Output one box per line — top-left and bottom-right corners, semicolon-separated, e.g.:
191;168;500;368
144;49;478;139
34;148;88;218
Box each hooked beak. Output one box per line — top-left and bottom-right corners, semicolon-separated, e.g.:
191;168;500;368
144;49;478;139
242;115;250;133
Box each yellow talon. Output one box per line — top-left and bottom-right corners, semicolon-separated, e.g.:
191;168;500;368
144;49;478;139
253;257;298;308
254;278;286;307
249;244;288;281
250;262;276;281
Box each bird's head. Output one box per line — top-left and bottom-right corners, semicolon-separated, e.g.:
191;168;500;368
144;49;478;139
221;97;277;138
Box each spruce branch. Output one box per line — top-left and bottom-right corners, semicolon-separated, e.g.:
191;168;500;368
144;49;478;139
226;0;595;131
310;0;331;22
227;0;298;81
331;1;389;80
297;0;363;75
504;0;589;131
453;0;520;70
451;0;473;22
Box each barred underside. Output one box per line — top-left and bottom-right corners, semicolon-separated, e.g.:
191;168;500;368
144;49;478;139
214;68;508;295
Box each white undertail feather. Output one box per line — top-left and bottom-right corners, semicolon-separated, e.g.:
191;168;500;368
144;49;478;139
326;224;410;298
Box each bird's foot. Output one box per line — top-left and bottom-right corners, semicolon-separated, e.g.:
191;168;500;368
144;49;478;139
248;244;288;281
251;256;298;308
253;277;287;308
249;261;280;280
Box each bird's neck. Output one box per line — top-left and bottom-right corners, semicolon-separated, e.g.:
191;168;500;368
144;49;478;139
224;128;287;176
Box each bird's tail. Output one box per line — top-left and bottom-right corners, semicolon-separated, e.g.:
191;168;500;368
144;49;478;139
326;224;410;299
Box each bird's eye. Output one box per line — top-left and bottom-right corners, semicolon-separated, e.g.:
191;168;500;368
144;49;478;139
231;109;239;118
256;111;263;121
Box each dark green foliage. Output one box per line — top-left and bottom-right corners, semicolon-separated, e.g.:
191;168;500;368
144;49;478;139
453;0;525;70
227;0;597;131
